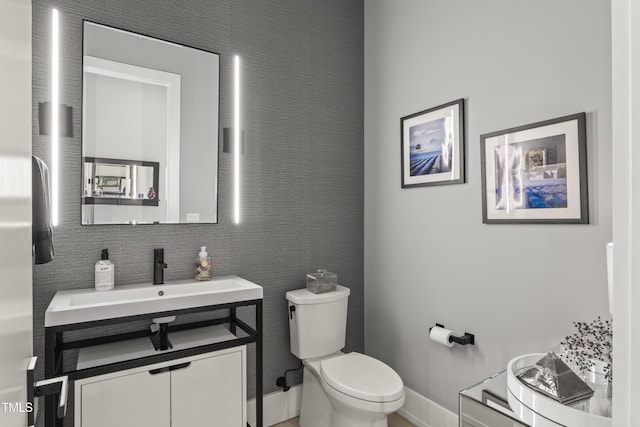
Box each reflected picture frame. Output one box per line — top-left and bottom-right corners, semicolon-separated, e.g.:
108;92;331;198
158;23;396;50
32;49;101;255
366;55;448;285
400;99;465;188
480;112;588;224
82;157;160;207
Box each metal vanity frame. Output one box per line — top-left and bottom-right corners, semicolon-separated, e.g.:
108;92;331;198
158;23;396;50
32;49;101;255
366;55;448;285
44;299;263;427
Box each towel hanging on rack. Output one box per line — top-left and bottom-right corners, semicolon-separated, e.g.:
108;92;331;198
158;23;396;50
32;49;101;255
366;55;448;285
32;155;55;264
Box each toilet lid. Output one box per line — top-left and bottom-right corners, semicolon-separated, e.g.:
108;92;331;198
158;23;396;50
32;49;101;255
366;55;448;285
320;352;404;403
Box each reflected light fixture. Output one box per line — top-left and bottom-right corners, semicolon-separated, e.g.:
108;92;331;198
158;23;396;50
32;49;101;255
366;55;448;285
233;55;241;224
51;8;59;226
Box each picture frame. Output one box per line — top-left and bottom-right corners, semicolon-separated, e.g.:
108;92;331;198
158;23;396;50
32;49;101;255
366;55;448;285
480;112;588;224
401;99;465;188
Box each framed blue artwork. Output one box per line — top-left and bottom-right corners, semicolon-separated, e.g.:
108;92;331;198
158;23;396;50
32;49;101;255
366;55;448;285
400;99;465;188
480;112;588;224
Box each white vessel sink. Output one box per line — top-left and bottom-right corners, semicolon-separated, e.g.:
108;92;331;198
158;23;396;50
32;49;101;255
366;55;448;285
45;275;263;327
507;353;611;427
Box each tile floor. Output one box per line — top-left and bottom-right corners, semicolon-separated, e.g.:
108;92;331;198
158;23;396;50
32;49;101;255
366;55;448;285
272;413;416;427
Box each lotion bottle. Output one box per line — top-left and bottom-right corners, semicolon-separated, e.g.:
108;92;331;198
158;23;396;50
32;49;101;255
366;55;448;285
95;249;115;291
194;246;212;281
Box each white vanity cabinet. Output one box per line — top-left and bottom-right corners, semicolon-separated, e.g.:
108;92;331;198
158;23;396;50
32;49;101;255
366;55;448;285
45;280;264;427
171;348;246;426
78;368;171;427
74;344;247;427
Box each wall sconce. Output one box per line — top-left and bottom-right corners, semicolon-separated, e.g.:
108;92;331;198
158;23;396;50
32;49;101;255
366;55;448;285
38;102;73;137
222;128;244;153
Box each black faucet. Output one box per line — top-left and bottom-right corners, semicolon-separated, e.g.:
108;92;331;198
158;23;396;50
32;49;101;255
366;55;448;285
153;248;168;285
151;322;173;351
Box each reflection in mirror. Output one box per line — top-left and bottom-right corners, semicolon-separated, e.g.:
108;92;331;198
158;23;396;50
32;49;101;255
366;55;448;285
83;158;162;224
81;21;219;225
83;158;159;204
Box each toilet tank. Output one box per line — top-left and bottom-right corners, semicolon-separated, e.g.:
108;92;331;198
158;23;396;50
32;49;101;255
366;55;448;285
286;285;350;359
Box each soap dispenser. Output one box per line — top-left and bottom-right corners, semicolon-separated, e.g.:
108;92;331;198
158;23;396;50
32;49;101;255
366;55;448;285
194;246;212;281
95;249;115;291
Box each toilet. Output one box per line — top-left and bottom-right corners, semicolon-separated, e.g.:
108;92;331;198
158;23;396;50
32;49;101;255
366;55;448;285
286;285;405;427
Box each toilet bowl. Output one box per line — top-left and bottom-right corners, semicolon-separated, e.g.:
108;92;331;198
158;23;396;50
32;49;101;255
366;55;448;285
286;285;405;427
299;352;405;427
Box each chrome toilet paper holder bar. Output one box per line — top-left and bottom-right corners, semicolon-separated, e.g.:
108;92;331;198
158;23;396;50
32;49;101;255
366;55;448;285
429;323;475;346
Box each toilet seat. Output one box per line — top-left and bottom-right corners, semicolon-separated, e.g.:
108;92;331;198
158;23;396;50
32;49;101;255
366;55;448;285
319;352;404;403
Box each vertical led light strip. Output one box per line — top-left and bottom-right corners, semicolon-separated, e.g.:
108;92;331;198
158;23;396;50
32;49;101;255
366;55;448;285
233;55;241;224
51;9;60;226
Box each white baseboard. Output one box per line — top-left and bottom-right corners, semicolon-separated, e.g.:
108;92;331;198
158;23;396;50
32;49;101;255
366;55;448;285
247;384;302;427
398;386;459;427
247;384;458;427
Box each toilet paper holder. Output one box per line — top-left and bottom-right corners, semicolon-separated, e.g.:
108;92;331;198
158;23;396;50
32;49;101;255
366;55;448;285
429;323;475;346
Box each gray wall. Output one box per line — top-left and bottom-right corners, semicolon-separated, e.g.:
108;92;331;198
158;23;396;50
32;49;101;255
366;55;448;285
32;0;364;424
364;0;611;413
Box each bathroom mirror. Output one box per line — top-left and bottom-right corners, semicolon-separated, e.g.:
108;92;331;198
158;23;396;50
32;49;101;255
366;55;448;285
81;21;219;225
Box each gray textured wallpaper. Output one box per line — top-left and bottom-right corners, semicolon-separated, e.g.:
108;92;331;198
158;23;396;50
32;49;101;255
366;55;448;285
32;1;364;425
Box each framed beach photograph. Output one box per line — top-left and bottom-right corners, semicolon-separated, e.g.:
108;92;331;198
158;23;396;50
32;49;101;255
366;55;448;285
480;112;588;224
401;99;465;188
